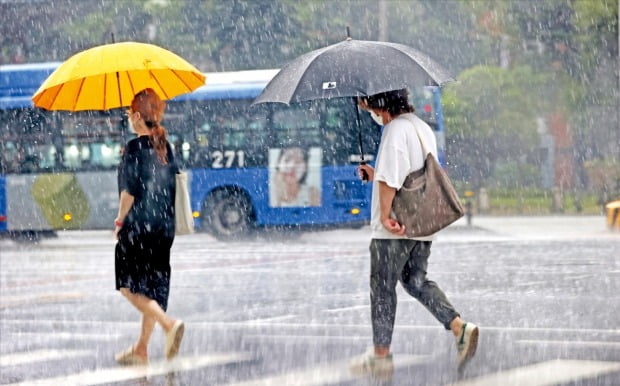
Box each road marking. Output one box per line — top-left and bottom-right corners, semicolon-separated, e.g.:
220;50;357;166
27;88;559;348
0;293;85;309
452;359;620;386
322;305;368;313
7;352;252;386
516;339;620;349
243;333;368;342
5;332;122;342
240;315;297;324
226;354;432;386
2;319;620;336
0;349;91;367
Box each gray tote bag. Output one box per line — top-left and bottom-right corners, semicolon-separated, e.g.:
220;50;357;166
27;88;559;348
391;116;464;237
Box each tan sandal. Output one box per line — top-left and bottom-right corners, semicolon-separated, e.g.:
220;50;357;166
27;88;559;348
115;345;148;366
165;320;185;360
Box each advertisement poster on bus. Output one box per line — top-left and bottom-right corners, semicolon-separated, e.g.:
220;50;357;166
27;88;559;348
269;147;322;208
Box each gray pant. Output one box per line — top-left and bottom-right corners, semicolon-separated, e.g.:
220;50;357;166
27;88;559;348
370;239;460;347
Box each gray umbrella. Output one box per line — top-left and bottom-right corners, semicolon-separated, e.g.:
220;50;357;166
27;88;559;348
254;37;452;180
253;38;453;105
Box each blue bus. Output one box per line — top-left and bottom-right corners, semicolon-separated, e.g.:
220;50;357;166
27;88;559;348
0;62;446;240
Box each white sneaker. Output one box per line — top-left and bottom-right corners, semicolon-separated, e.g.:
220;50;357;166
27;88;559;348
350;349;394;379
456;322;479;371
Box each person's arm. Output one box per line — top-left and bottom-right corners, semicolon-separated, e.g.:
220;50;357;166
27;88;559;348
378;181;406;235
114;191;134;239
115;142;139;238
115;191;134;225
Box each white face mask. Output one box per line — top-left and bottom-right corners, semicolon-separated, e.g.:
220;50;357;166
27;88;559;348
369;110;384;126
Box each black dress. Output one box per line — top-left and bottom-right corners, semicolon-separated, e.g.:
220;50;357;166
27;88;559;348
115;136;177;311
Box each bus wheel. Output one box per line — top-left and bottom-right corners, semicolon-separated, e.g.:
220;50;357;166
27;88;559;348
203;190;254;240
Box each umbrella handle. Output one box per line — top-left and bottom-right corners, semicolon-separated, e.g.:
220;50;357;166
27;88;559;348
359;161;368;182
353;97;368;182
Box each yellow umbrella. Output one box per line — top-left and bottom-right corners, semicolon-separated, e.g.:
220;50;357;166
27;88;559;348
32;41;205;111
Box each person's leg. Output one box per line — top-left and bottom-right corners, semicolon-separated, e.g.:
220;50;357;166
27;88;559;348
370;239;408;356
400;241;478;369
399;241;460;331
133;315;156;359
120;288;177;333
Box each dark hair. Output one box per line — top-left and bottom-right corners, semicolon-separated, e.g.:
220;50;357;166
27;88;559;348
277;147;308;184
131;88;168;165
363;89;415;116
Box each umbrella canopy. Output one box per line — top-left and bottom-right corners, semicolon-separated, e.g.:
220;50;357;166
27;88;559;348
32;41;205;111
253;38;452;105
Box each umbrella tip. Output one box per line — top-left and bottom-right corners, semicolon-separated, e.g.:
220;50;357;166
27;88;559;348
346;26;352;41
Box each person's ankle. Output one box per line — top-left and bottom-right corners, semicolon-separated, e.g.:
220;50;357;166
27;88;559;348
374;346;390;358
133;345;148;358
450;317;464;337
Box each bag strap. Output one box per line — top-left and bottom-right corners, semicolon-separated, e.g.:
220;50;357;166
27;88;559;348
399;114;432;156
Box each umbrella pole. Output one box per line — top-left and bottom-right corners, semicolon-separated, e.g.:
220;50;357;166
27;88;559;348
353;97;368;182
111;32;127;144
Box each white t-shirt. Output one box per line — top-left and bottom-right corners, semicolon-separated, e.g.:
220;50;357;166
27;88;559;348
370;113;438;240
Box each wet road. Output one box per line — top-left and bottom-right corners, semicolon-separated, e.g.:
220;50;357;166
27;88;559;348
1;216;619;385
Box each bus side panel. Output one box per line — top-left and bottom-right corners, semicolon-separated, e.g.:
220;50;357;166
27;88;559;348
5;172;117;231
74;171;118;229
0;176;6;231
190;166;371;228
6;175;51;231
190;167;269;229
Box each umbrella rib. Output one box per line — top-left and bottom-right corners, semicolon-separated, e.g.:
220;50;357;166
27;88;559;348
103;73;107;110
277;45;333;104
385;42;452;86
171;69;193;91
71;78;86;111
127;74;136;104
187;69;206;84
46;82;66;110
150;70;170;100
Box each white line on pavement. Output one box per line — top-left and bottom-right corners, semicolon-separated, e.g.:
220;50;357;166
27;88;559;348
243;334;368;342
226;354;432;386
240;315;298;324
322;305;368;313
0;293;85;309
2;319;620;336
5;332;121;342
516;339;620;349
7;352;252;386
0;349;92;367
451;359;620;386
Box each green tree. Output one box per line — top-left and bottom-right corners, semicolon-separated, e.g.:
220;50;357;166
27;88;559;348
442;65;545;188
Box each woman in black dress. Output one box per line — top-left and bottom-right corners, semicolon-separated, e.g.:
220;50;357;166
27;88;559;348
114;88;184;365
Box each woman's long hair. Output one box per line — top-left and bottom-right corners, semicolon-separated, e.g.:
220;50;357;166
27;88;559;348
131;88;168;165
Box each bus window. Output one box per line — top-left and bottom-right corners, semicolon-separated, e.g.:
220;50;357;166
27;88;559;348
59;111;123;170
270;103;321;148
168;99;268;169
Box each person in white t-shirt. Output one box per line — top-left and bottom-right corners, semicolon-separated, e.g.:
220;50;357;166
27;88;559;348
350;89;478;377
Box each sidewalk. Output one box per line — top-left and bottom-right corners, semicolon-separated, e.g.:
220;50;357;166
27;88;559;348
449;215;614;240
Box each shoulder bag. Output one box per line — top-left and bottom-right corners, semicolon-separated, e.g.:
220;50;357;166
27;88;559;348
175;171;195;235
391;116;464;237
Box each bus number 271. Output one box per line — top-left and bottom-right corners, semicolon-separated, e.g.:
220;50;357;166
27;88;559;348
211;150;245;168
